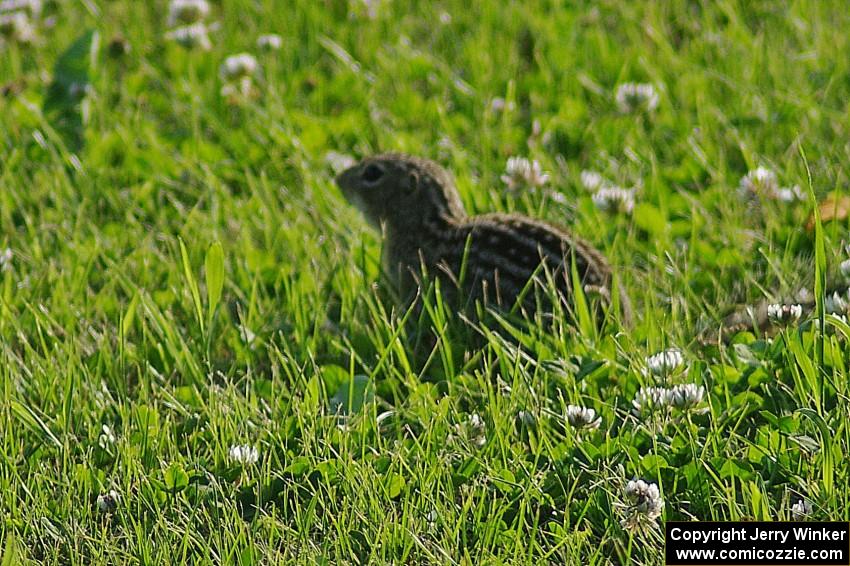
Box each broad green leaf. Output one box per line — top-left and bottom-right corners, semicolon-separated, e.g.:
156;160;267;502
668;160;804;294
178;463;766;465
491;469;516;493
1;532;19;566
135;405;160;435
283;457;311;476
787;333;821;411
164;462;189;493
718;459;754;481
632;203;667;237
748;481;769;521
315;459;340;482
173;386;202;409
383;472;405;499
321;364;349;392
44;29;99;151
640;454;669;474
329;374;374;415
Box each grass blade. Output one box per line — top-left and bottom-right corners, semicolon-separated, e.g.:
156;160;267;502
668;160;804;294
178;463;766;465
205;241;225;328
799;146;825;373
570;252;594;340
179;238;205;335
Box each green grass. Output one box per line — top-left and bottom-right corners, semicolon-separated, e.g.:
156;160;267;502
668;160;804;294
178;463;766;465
2;0;850;563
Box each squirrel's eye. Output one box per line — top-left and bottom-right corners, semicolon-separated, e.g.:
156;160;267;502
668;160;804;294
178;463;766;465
362;164;384;183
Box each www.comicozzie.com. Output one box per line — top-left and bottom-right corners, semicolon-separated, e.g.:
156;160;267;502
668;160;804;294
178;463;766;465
665;522;850;566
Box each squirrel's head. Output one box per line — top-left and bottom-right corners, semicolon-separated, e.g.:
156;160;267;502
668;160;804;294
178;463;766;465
335;153;466;231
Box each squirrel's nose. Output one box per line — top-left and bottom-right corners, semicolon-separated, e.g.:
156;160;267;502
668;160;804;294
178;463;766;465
334;166;353;187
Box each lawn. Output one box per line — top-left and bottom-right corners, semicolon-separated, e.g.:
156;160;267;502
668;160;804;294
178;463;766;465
2;0;850;563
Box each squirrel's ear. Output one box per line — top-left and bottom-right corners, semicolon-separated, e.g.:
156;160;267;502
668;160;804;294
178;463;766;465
405;171;420;194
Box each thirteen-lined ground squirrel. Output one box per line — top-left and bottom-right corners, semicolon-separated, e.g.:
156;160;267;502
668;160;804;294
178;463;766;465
336;153;631;324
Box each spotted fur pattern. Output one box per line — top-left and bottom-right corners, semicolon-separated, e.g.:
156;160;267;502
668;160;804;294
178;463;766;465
336;153;631;323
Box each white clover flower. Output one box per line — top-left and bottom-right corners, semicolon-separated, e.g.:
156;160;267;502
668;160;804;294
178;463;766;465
738;167;804;202
256;33;282;51
644;348;685;376
632;386;671;414
237;323;257;346
0;248;12;272
438;10;451;25
825;291;849;315
0;10;33;42
668;383;705;411
229;444;259;465
0;0;40;16
790;498;812;520
516;410;536;427
625;479;663;516
96;489;121;513
501;156;550;191
582;284;609;301
220;53;259;81
840;260;850;281
615;83;659;114
739;166;778;198
580;170;604;192
167;0;209;26
795;287;814;304
592;186;635;214
815;313;848;333
220;76;256;101
773;185;805;202
456;413;486;448
165;23;212;50
469;415;487;448
620;479;663;532
98;424;116;449
565;405;601;430
325;151;356;174
424;509;439;532
546;191;570;205
767;303;803;325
